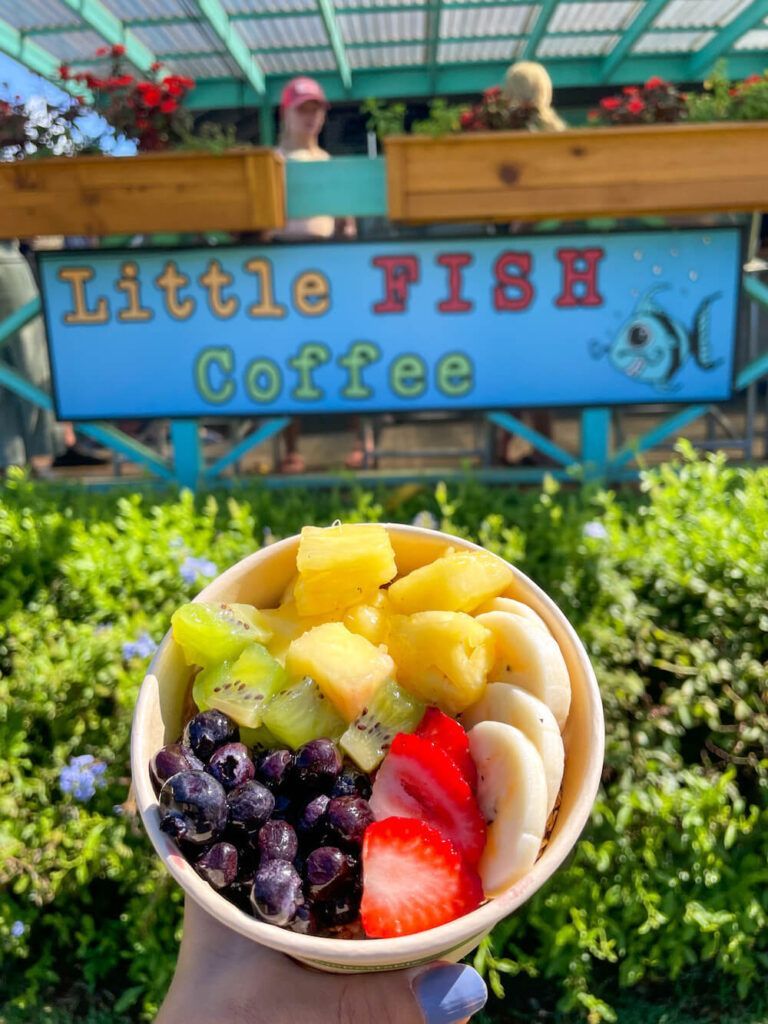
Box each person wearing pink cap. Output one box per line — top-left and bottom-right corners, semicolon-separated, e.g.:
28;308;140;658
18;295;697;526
270;76;360;473
271;76;355;245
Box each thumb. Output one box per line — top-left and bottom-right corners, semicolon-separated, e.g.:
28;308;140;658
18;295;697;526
407;962;488;1024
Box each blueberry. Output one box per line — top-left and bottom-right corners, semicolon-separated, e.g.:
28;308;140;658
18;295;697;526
158;770;227;845
331;767;372;800
289;903;318;935
315;887;362;927
227;781;275;838
305;846;355;900
296;794;330;843
258;819;298;863
326;796;374;848
150;744;204;791
257;749;294;792
195;842;238;890
291;739;343;793
251;860;304;927
271;794;294;822
208;743;255;791
183;710;238;762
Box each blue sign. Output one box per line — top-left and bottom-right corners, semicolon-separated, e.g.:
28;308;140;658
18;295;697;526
39;228;741;420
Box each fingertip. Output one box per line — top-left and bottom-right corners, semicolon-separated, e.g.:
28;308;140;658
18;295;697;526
410;962;488;1024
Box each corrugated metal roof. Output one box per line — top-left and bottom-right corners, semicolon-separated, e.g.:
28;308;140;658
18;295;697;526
109;0;188;19
549;2;639;33
259;48;337;70
338;10;426;43
163;53;242;76
538;32;618;55
2;0;766;102
236;13;327;46
223;0;316;13
438;39;523;62
39;29;108;61
634;27;715;49
334;0;426;7
349;43;424;67
733;25;768;48
653;0;752;29
441;5;534;38
132;22;221;54
0;0;79;31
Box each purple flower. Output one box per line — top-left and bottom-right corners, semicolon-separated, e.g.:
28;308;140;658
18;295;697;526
122;630;158;661
583;521;608;540
412;510;438;531
180;556;218;585
59;754;107;802
11;921;25;938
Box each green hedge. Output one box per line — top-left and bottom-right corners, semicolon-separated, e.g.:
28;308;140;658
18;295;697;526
1;443;767;1022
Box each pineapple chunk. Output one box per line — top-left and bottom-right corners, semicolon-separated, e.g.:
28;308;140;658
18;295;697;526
286;621;395;722
388;611;494;714
294;524;397;617
388;548;514;615
343;589;391;646
258;602;331;664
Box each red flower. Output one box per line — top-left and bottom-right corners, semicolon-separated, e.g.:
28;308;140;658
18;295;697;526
587;109;600;122
162;74;194;97
58;63;71;80
111;44;126;57
483;85;502;100
150;61;164;74
599;95;622;111
626;97;645;114
95;46;110;57
459;110;475;127
160;98;177;114
108;74;134;88
645;76;666;90
137;82;163;106
622;85;640;96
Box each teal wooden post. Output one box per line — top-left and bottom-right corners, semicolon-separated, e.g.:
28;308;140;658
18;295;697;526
171;420;201;490
581;408;611;479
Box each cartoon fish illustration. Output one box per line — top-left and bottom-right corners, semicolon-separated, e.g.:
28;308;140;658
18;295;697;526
606;287;722;391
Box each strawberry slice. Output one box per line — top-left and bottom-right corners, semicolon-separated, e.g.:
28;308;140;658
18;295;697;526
361;817;484;938
369;732;486;865
416;706;478;791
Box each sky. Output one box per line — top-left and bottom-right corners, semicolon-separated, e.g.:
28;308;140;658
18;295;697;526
0;51;134;153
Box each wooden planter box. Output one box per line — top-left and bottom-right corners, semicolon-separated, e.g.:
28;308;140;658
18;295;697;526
0;149;285;238
385;122;768;223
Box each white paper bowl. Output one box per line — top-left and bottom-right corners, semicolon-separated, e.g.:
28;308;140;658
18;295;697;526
131;524;604;972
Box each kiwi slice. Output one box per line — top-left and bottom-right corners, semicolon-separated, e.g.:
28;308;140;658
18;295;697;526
193;644;288;728
262;676;345;750
239;723;281;750
172;602;272;668
340;679;425;772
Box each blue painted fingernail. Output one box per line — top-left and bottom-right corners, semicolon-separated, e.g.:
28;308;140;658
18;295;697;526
412;963;488;1024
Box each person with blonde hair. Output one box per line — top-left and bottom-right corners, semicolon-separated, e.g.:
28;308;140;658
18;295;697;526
496;61;565;465
503;60;566;132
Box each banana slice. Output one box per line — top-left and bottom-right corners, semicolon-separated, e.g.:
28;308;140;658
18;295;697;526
475;610;571;730
462;683;564;816
468;720;548;896
474;596;547;629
